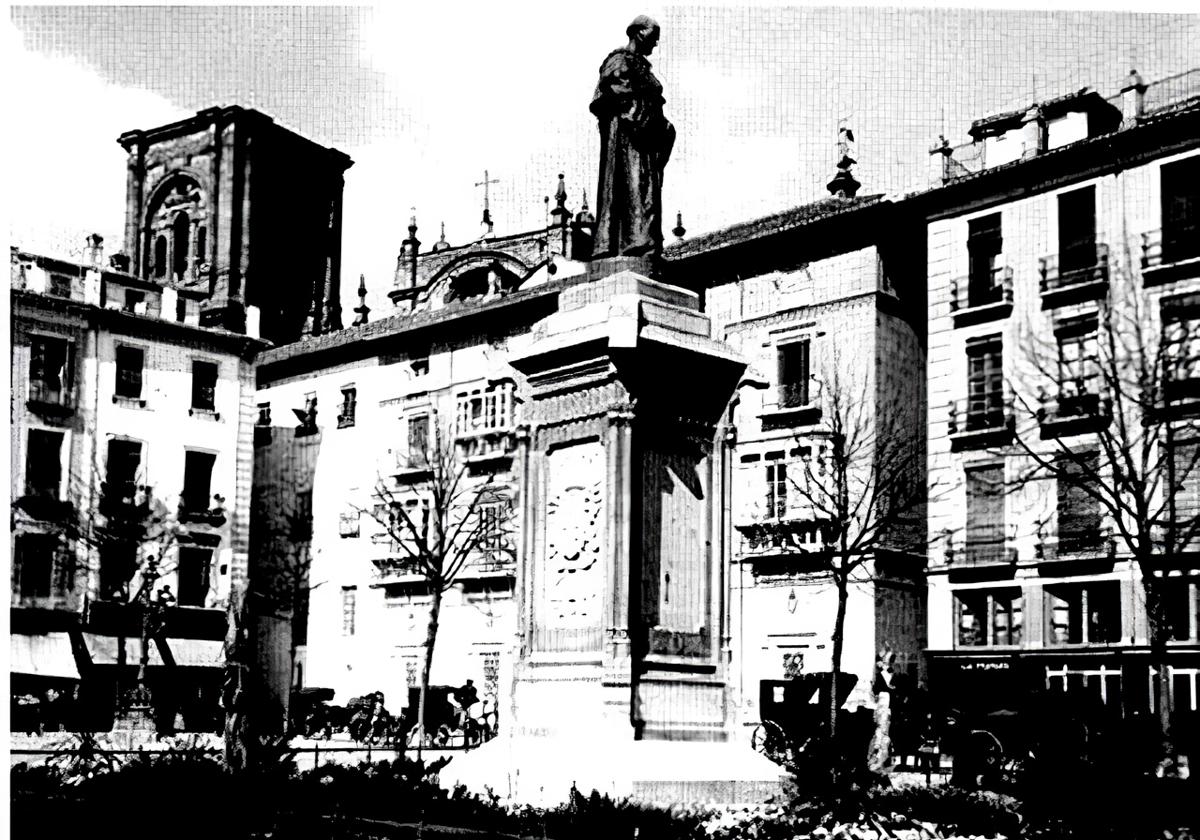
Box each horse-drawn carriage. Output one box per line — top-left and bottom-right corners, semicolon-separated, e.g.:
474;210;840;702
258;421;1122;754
751;672;872;770
403;685;495;749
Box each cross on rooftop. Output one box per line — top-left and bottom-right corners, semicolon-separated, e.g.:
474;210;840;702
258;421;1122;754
475;169;500;235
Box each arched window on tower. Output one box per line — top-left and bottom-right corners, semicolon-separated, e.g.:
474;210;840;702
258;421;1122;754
173;213;190;280
154;236;167;279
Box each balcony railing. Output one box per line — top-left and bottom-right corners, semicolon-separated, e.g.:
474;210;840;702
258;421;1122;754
947;397;1014;451
962;539;1017;567
950;266;1014;327
736;518;833;558
1037;530;1115;563
27;380;75;414
1039;244;1109;307
1037;389;1111;438
1141;225;1200;284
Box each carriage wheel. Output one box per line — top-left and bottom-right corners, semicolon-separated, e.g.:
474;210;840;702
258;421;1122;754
751;720;790;763
967;729;1005;786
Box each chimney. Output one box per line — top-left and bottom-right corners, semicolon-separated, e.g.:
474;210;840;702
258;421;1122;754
1120;69;1146;129
1019;105;1044;160
928;136;953;186
85;233;104;268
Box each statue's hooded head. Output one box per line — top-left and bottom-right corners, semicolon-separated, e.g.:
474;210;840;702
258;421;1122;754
626;15;661;55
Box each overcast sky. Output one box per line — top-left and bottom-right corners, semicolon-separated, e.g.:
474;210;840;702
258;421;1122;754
5;4;1198;315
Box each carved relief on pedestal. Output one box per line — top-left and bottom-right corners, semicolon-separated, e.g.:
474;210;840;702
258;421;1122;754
536;440;606;652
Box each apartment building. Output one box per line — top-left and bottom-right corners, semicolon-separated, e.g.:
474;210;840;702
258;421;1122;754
921;69;1200;724
10;242;265;730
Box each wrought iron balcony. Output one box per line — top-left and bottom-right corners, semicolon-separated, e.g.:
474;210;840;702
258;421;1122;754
27;381;76;416
1036;530;1115;566
947;397;1014;451
736;518;834;558
1036;389;1111;438
1039;243;1109;308
950;266;1013;328
1141;225;1200;285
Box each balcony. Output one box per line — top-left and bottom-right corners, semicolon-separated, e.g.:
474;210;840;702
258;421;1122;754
1039;244;1109;308
177;497;227;528
1142;225;1200;286
948;398;1014;451
1037;390;1111;438
455;385;518;470
369;556;427;586
26;381;75;418
1036;531;1116;576
945;537;1018;583
950;267;1013;328
735;518;833;575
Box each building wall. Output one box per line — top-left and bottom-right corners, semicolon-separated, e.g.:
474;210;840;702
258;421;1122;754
925;141;1200;708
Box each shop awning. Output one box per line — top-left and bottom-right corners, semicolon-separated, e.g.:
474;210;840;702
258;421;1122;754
10;633;80;679
81;634;224;668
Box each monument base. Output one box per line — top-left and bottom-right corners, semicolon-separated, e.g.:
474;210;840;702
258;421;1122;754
434;735;788;807
584;254;656;282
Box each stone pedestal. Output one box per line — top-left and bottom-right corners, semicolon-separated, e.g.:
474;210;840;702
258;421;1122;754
495;269;784;802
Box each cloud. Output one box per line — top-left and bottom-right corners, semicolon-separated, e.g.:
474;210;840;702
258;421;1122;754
3;20;187;261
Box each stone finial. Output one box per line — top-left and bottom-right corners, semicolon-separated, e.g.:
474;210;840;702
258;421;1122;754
432;221;451;253
672;211;686;241
353;274;371;326
552;173;569;224
575;189;594;225
402;209;420;288
826;124;861;199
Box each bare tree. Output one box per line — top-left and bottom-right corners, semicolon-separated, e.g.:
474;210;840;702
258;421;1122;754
780;359;927;754
1007;277;1200;771
358;415;514;757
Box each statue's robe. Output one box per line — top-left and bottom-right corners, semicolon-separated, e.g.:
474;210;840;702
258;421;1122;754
590;48;676;259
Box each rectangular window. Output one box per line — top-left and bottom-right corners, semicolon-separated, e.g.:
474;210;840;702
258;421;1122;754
16;534;58;599
191;361;218;411
965;464;1005;564
456;382;515;436
24;429;64;500
1164;579;1200;642
1161;156;1200;265
115;345;144;399
342;586;357;637
1058;186;1097;275
407;414;430;466
28;335;75;406
176;547;213;607
777;340;811;408
1046;581;1121;645
1056;453;1102;553
49;274;73;298
1163;300;1200;403
181;450;216;514
966;336;1004;430
124;289;146;314
764;453;788;520
338;387;357;428
1056;318;1099;415
1171;434;1200;544
956;589;1023;647
104;438;143;502
257;402;272;427
967;213;1003;307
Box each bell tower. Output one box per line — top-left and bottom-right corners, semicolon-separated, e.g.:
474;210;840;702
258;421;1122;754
118;106;353;344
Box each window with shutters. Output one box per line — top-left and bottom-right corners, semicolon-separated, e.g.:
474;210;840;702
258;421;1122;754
764;452;788;520
1056;318;1099;416
24;429;65;500
965;465;1005;564
1161;156;1200;265
406;413;430;468
338;386;357;428
181;450;216;515
966;336;1005;431
177;546;213;607
777;340;811;408
956;589;1023;647
1163;298;1200;404
28;335;75;408
191;361;218;412
1056;453;1103;554
967;213;1004;307
104;438;143;503
1170;434;1200;547
1046;581;1121;645
114;345;145;400
1058;186;1097;275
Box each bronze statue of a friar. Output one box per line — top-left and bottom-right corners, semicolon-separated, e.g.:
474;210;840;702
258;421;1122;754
590;15;676;261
